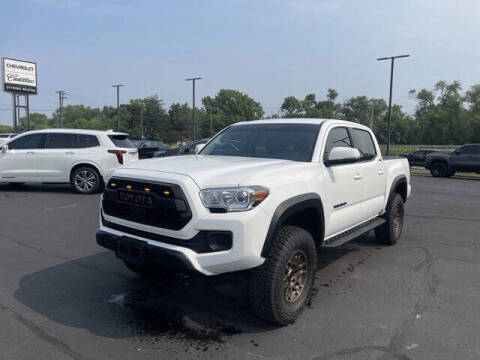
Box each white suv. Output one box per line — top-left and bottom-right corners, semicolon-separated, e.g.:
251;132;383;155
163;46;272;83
0;129;139;194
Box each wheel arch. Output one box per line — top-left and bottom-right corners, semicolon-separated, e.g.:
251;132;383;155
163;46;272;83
70;162;104;184
388;175;407;204
70;161;104;180
261;193;325;257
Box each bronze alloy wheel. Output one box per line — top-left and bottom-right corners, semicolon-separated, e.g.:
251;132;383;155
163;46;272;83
392;202;404;237
283;250;308;303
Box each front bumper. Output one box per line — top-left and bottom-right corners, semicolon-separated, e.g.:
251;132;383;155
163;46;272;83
98;206;271;276
97;230;195;272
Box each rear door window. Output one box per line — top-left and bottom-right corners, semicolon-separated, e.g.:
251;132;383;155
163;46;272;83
78;134;100;148
44;133;78;149
108;135;135;148
351;128;377;160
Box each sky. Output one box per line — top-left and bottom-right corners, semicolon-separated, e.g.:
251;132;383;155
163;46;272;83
1;0;480;126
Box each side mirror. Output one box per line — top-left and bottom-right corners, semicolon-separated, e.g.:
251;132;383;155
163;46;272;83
325;147;361;166
1;144;8;153
195;144;205;154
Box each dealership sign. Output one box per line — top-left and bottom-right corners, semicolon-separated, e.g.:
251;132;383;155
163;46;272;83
2;57;37;94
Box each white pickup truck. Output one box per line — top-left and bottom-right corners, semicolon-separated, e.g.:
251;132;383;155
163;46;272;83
97;119;411;324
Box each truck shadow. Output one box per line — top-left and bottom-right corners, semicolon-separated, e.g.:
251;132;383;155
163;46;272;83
13;241;365;349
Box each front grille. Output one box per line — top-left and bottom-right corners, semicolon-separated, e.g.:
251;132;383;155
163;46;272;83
102;178;192;230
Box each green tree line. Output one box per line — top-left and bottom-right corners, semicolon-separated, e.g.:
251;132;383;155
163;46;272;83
2;81;479;145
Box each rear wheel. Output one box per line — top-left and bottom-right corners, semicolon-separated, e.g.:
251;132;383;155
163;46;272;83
430;162;447;177
71;166;101;194
249;226;317;325
375;193;404;245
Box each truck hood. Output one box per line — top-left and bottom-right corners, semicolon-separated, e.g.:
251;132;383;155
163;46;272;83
119;155;306;188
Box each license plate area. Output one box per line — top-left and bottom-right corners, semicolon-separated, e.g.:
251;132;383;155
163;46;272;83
116;237;147;266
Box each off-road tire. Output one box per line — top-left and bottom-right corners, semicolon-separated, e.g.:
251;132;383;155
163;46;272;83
70;166;101;194
249;226;317;325
430;162;447;177
375;193;404;245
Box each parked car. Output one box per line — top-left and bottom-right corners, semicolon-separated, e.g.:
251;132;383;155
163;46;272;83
425;144;480;177
153;138;210;157
0;129;139;194
97;119;410;324
133;139;169;159
402;149;437;166
0;133;17;145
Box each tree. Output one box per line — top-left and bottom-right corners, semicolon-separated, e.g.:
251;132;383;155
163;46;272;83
200;89;264;137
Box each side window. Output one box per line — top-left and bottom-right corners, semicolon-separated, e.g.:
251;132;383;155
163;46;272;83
44;133;78;149
8;134;45;150
78;135;100;148
351;129;377;160
459;145;480;155
324;127;352;160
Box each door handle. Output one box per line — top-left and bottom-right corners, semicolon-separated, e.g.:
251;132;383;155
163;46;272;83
65;151;75;155
378;170;385;175
354;174;362;180
26;151;35;155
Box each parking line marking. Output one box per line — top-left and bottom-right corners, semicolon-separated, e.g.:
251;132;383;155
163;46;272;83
45;203;78;211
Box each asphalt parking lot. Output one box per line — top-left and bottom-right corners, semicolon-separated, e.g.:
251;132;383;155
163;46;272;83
0;176;479;360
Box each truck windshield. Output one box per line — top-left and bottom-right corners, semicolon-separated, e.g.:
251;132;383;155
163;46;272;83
200;123;320;162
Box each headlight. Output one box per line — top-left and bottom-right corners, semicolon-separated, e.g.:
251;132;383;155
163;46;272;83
199;186;269;212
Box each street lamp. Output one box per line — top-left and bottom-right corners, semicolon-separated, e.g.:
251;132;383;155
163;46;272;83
377;54;410;156
185;77;202;140
112;84;124;131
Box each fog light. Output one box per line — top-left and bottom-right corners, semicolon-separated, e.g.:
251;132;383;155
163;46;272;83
207;232;232;252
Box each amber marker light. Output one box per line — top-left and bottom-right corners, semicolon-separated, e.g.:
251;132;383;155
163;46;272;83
110;182;117;188
144;188;151;192
163;190;171;196
253;191;268;201
126;185;132;190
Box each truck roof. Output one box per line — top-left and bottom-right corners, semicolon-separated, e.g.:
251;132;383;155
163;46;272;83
233;118;371;130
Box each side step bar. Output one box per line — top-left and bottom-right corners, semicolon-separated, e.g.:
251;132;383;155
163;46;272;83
321;217;386;248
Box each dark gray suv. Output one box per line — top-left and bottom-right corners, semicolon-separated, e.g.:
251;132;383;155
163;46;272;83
425;144;480;177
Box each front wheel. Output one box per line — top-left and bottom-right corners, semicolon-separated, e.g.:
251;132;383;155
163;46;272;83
375;193;405;245
430;163;447;177
249;226;317;325
71;167;101;194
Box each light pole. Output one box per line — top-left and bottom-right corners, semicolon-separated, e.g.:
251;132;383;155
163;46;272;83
112;84;124;131
55;90;67;127
185;77;202;140
369;101;375;130
377;54;410;156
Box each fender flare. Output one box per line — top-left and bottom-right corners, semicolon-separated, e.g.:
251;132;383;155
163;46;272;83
387;175;407;205
261;193;325;257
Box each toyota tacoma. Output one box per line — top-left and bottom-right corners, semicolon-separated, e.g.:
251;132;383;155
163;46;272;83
96;119;411;324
